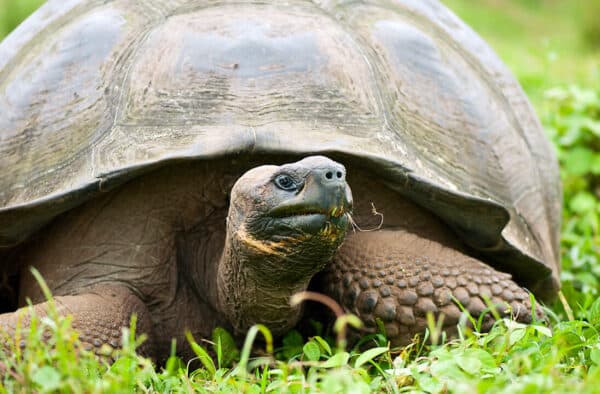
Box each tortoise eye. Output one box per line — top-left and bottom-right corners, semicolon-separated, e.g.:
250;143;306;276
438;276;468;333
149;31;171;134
274;174;297;191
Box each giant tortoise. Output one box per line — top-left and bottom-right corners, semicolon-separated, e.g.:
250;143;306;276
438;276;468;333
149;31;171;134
0;0;560;359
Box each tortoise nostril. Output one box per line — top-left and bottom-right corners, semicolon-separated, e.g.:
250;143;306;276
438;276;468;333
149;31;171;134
336;171;343;179
326;171;333;180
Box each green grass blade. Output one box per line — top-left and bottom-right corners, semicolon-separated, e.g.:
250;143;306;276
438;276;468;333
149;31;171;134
354;347;389;368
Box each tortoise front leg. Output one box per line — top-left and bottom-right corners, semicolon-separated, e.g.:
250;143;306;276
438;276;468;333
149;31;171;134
0;285;155;357
319;230;540;345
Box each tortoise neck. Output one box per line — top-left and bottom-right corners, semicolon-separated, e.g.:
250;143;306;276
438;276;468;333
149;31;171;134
216;225;311;336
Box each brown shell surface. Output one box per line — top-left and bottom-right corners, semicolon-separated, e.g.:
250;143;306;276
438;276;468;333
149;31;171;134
0;0;560;294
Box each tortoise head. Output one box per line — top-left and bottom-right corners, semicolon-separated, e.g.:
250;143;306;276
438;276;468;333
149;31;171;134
217;155;352;334
226;155;353;281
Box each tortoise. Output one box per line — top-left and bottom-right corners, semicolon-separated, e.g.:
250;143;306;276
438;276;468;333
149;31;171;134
0;0;560;360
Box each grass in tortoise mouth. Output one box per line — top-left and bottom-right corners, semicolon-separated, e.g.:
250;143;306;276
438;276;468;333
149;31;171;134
276;204;384;232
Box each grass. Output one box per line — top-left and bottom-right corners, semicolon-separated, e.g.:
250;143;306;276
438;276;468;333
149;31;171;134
2;281;600;393
2;0;600;393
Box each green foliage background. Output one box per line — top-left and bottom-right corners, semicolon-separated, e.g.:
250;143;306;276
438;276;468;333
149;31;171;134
1;0;600;392
0;0;43;39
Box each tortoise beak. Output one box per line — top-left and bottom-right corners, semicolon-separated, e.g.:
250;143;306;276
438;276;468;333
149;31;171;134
269;166;353;221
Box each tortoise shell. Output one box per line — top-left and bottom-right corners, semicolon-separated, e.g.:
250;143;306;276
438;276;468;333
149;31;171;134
0;0;560;298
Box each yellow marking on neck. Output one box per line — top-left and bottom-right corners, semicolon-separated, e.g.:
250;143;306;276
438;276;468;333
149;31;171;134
236;226;303;256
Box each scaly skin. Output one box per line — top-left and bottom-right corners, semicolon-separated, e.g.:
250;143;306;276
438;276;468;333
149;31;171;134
0;286;154;357
319;230;539;344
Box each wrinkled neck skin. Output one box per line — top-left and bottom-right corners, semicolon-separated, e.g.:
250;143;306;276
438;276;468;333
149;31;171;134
216;217;344;336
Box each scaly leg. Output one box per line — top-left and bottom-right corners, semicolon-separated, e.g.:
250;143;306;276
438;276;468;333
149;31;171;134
0;286;154;357
320;230;540;345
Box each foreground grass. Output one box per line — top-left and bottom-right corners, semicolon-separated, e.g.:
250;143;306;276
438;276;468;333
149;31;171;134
2;293;600;393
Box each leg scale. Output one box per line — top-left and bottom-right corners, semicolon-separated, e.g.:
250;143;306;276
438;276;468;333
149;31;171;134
320;230;541;345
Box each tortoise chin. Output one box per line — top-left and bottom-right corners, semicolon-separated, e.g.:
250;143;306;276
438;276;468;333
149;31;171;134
238;213;349;266
242;211;349;262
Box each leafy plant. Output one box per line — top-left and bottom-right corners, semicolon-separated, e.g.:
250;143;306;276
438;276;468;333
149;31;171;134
544;86;600;313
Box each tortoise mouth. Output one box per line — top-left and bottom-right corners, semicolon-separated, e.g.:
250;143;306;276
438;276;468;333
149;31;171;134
272;210;348;231
269;206;349;219
269;204;350;230
260;203;351;238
